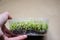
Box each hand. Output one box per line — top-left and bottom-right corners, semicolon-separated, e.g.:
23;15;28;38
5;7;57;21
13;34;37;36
0;12;27;40
4;35;27;40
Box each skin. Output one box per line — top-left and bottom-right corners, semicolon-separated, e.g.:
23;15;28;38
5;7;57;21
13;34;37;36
0;12;27;40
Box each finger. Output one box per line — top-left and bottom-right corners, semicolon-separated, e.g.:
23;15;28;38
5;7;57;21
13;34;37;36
0;11;12;26
3;35;9;40
9;35;27;40
1;25;16;37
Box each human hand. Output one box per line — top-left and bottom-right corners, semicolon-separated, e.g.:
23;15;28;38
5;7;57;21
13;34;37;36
0;12;27;40
4;35;27;40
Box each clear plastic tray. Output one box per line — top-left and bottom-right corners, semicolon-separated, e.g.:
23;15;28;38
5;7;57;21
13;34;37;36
6;18;48;36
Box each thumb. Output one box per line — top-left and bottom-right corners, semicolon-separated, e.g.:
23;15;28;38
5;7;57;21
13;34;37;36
9;35;27;40
4;35;27;40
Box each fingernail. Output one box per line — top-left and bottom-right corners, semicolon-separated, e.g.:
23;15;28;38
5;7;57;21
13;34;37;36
23;35;27;37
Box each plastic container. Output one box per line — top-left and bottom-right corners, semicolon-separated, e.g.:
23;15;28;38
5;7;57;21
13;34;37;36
6;18;48;40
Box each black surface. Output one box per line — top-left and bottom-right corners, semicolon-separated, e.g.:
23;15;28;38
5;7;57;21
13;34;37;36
24;36;44;40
